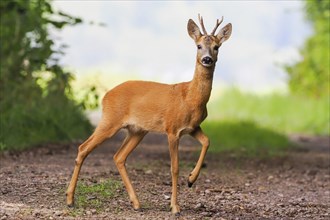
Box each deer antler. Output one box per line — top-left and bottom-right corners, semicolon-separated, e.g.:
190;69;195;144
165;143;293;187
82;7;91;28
210;16;224;36
198;14;208;35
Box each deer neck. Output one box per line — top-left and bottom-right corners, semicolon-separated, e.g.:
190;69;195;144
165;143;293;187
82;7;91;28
187;62;214;106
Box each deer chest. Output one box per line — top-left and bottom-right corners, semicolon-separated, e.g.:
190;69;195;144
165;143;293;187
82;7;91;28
178;107;208;134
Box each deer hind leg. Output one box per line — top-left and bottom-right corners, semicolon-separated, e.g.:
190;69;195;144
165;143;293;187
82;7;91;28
113;130;147;210
66;122;120;207
188;126;210;187
168;134;180;215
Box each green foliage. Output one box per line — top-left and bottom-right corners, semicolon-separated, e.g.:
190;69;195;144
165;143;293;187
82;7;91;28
285;0;330;97
202;120;290;157
208;89;329;135
0;94;92;151
0;0;95;150
68;179;122;216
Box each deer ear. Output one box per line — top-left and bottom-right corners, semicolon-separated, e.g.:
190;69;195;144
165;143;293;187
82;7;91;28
187;19;202;41
217;23;232;43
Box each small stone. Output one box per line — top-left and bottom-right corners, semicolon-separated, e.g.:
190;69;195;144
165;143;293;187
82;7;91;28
145;170;153;175
205;189;211;194
298;197;306;202
215;194;223;200
54;211;62;216
195;203;205;209
245;183;250;187
163;181;171;186
164;194;171;200
267;175;274;181
91;209;97;214
87;195;97;200
306;170;318;176
90;178;97;183
205;179;211;183
289;200;298;206
201;211;212;217
86;210;92;215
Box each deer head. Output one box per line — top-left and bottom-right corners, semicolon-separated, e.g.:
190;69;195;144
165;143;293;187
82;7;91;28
187;14;232;68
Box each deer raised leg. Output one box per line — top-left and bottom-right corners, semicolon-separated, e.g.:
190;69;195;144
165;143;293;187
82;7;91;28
188;127;210;187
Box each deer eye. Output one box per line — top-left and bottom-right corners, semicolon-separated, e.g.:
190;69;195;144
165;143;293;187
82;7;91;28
197;45;202;49
214;46;219;51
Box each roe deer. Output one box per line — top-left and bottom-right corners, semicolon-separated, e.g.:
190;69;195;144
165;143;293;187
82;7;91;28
66;14;232;215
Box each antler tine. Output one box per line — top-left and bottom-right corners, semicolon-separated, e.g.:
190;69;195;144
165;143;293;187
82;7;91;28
210;16;224;36
198;13;208;35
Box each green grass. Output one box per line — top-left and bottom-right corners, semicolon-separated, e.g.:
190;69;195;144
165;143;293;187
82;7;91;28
202;120;290;157
208;89;329;135
200;89;329;156
68;179;123;216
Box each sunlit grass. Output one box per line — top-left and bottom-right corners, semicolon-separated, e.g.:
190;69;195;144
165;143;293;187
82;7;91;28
200;88;329;156
208;88;329;135
202;120;290;157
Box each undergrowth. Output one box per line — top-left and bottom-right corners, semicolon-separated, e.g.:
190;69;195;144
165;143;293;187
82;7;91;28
67;179;123;216
0;93;93;151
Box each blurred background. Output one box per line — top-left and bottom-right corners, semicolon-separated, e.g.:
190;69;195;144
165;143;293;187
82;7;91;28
0;0;329;156
52;1;309;92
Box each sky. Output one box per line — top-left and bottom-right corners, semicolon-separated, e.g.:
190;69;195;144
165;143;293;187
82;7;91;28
52;0;311;93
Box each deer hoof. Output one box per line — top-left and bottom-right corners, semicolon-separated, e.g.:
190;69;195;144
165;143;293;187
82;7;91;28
134;207;142;212
188;180;193;188
67;203;74;208
132;201;141;211
174;212;181;217
171;205;180;215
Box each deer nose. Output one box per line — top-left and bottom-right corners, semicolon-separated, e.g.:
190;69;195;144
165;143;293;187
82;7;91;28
202;56;213;65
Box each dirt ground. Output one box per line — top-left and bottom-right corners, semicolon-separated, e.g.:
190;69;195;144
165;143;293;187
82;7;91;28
0;132;329;220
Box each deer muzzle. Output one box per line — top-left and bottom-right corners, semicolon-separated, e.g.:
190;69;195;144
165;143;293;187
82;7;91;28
201;56;214;67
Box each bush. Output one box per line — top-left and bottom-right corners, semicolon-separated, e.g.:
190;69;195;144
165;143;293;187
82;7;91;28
0;0;94;151
0;93;93;151
285;1;330;97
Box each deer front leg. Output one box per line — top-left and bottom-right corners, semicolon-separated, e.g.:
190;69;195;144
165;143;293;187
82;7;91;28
167;134;180;215
188;126;210;187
